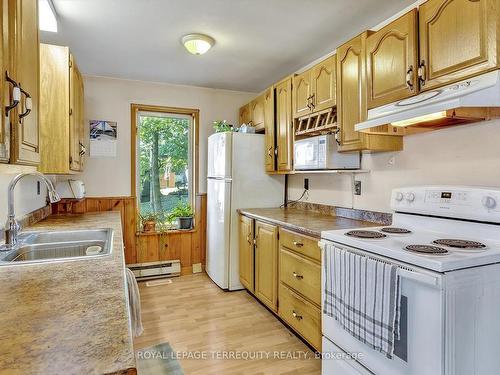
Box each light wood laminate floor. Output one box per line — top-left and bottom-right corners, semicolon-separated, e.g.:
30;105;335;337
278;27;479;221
134;273;321;375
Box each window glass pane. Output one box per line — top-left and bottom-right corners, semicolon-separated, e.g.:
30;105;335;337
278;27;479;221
137;113;192;227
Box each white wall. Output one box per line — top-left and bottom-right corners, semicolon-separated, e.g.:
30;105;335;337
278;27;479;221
0;170;48;223
288;119;500;212
80;76;255;197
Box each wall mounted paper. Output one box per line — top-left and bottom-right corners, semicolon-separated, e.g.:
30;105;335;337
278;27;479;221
89;120;117;157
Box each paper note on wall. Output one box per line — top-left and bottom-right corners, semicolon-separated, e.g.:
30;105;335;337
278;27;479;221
89;120;117;157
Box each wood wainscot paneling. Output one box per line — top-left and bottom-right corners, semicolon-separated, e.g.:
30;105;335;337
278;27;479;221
53;194;207;273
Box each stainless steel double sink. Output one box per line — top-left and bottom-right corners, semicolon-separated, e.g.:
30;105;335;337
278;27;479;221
0;229;113;265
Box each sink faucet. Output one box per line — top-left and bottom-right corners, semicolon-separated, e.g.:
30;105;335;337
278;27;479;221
4;172;61;248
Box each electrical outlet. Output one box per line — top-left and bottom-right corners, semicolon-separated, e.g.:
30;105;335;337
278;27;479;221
37;181;41;195
354;180;362;196
304;178;309;190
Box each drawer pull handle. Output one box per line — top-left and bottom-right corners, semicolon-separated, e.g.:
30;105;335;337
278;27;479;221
292;310;303;320
292;272;303;280
293;241;304;247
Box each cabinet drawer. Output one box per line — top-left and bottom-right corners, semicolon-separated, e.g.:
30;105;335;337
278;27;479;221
280;248;320;306
279;229;320;262
279;284;321;351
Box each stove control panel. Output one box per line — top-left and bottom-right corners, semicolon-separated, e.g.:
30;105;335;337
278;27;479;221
391;186;500;223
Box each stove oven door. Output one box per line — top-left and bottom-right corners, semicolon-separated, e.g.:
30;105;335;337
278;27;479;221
321;242;445;375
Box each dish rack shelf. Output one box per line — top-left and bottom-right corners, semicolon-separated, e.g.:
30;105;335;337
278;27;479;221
295;107;337;137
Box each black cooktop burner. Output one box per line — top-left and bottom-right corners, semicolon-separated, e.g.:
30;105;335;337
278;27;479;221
432;239;486;249
380;227;412;234
345;230;387;239
405;244;449;255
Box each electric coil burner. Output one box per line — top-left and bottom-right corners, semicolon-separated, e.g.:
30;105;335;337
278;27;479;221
345;230;387;239
432;239;486;249
405;244;449;255
380;227;412;234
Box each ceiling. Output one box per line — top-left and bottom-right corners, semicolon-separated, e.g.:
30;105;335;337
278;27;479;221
41;0;416;93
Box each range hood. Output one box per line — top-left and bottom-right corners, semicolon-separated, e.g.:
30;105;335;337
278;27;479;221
356;70;500;132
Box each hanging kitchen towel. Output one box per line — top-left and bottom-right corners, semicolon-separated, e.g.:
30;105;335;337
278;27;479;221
323;243;401;358
126;268;144;337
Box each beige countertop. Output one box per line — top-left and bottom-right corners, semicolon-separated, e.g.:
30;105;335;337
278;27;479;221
238;207;378;238
0;212;135;375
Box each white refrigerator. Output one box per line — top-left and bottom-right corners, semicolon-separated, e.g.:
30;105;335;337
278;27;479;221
206;132;284;290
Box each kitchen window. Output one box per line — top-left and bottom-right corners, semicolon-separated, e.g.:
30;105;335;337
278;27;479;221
131;104;199;230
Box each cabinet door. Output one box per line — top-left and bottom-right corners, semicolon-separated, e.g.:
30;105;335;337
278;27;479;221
293;70;311;118
263;87;275;173
238;215;254;292
10;0;40;165
419;0;499;91
311;55;336;112
254;220;278;312
275;78;293;172
77;65;85;171
366;9;418;109
251;94;265;131
69;55;81;172
0;0;8;162
239;103;251;125
337;33;367;151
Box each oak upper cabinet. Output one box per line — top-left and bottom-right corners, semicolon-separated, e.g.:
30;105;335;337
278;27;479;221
275;77;293;172
0;0;8;162
337;32;403;152
39;44;85;174
418;0;499;91
263;87;276;173
254;220;278;312
238;103;251;125
293;70;312;118
238;215;254;292
311;55;336;112
366;10;418;109
10;0;40;165
250;94;265;131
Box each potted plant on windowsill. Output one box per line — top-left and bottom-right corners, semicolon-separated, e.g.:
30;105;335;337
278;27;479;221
140;212;160;233
168;202;194;230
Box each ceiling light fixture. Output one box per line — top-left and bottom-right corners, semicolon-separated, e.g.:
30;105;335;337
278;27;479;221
182;34;215;55
39;0;58;32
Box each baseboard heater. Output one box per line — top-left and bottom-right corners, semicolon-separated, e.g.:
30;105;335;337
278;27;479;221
128;260;181;280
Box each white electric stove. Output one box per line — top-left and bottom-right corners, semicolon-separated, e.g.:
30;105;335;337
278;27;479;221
320;186;500;375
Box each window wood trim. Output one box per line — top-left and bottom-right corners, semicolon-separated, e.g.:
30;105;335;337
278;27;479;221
130;103;200;214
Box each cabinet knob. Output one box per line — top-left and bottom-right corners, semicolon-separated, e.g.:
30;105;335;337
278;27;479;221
292;272;303;280
292;310;303;320
418;61;426;86
293;241;304;247
405;65;414;91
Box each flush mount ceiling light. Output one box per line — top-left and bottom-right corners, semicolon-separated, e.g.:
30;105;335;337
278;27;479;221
39;0;58;32
182;34;215;55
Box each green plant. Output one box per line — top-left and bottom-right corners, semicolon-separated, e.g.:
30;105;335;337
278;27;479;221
167;201;194;222
213;120;236;133
140;212;160;223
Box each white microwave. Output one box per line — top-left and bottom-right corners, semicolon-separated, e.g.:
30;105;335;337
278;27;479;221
294;134;360;170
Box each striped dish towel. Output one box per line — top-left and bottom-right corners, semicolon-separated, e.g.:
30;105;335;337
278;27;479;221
323;243;401;359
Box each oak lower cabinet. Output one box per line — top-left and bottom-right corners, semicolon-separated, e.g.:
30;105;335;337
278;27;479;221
9;0;40;165
254;220;278;312
275;77;293;172
337;32;403;152
39;44;86;174
278;228;322;351
418;0;499;91
366;9;418;109
238;214;322;351
238;215;254;292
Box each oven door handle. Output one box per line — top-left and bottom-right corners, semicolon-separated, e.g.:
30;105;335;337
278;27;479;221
397;268;440;287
